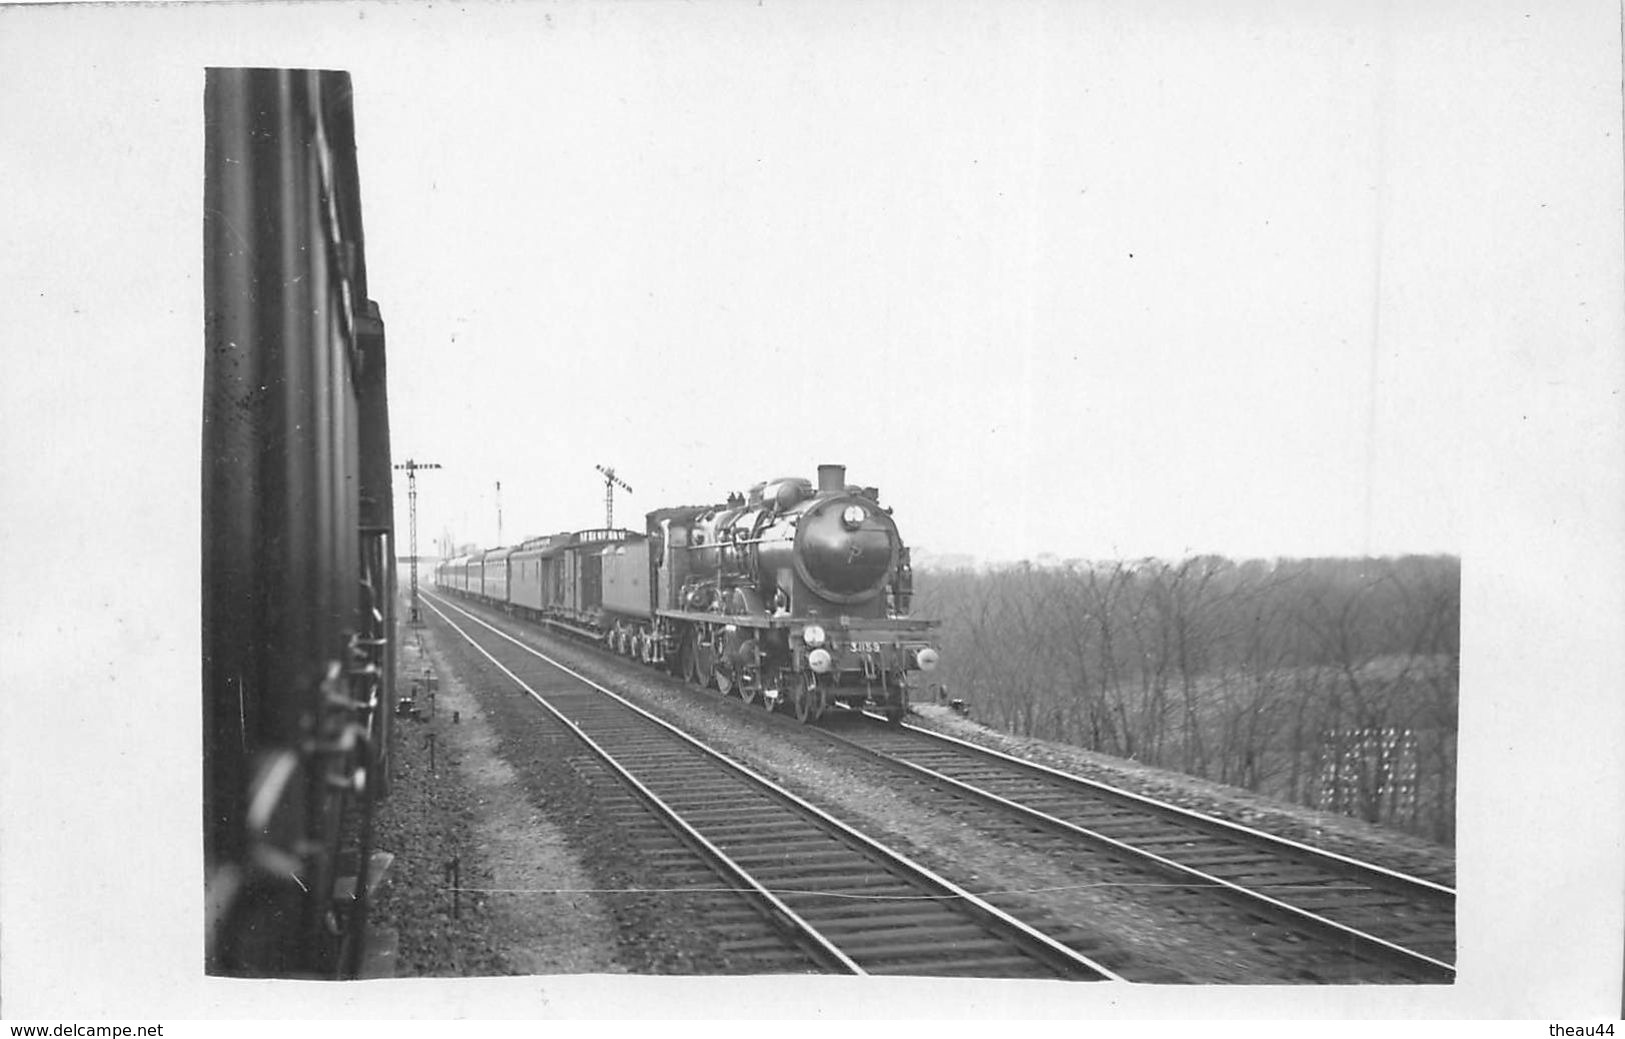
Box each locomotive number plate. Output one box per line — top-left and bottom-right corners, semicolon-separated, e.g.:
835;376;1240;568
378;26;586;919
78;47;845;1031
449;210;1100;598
842;640;882;653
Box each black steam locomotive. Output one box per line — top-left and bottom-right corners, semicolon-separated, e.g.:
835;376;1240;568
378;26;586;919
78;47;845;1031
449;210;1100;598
437;464;940;723
202;67;395;977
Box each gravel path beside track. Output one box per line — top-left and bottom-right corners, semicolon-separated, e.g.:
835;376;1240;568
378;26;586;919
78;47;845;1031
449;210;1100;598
368;626;625;975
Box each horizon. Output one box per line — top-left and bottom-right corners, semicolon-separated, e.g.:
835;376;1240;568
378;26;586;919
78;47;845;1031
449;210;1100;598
397;545;1464;568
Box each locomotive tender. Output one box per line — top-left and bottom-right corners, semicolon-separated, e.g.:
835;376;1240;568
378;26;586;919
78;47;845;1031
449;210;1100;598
437;464;939;723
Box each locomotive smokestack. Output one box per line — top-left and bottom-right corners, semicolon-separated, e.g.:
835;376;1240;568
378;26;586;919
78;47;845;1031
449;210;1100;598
817;464;846;492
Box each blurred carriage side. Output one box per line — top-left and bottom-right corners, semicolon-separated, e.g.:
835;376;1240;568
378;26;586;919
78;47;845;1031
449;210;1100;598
202;67;395;978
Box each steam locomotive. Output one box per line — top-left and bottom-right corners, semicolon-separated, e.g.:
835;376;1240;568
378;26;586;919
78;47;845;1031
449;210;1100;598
437;464;939;723
202;67;395;977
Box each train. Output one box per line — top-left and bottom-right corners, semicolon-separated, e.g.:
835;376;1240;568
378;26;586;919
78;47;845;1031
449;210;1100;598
435;464;939;723
202;67;395;978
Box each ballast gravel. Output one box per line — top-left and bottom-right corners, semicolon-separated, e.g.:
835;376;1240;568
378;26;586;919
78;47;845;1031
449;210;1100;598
367;596;1455;983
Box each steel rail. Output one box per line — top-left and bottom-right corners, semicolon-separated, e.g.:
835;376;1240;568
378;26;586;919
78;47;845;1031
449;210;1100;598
843;711;1456;980
870;712;1454;897
422;595;863;974
424;591;1123;982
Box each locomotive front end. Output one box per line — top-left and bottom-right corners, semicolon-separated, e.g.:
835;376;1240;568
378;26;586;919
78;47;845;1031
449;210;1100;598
653;463;939;724
793;495;897;603
793;620;939;677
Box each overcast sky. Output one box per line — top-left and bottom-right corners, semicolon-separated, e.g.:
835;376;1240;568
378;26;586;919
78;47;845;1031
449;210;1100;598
2;0;1623;1020
325;1;1545;564
7;2;1613;565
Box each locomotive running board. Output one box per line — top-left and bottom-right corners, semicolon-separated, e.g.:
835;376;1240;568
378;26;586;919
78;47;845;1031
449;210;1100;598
655;609;939;632
656;608;796;628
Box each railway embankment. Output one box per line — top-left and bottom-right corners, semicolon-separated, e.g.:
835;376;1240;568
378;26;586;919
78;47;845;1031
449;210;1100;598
904;705;1455;889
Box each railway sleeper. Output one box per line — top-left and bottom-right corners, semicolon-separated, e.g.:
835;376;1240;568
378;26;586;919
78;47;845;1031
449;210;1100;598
725;847;872;868
1175;850;1292;866
798;904;967;927
696;908;787;929
700;822;843;842
813;921;1003;948
655;785;791;805
769;879;931;900
745;862;917;884
1111;833;1220;848
1285;892;1416;910
1084;823;1208;840
862;952;1050;977
1047;812;1151;829
671;805;818;823
854;937;1022;964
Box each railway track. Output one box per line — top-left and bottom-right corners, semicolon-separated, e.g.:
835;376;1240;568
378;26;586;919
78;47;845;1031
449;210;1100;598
814;712;1457;982
421;591;1122;981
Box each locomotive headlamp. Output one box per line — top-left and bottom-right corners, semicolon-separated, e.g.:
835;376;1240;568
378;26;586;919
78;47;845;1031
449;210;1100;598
913;647;940;672
801;624;827;648
842;504;867;529
808;648;833;673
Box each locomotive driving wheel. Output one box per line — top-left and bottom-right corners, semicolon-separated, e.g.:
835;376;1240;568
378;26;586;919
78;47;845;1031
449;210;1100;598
793;678;825;724
693;631;717;690
680;628;699;685
884;672;908;725
730;637;761;706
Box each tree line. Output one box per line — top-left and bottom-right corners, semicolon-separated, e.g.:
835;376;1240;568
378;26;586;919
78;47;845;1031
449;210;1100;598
911;555;1459;844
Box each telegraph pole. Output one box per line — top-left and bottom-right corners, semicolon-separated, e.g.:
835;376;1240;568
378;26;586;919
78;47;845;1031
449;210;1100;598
595;464;632;527
495;480;503;545
393;458;442;623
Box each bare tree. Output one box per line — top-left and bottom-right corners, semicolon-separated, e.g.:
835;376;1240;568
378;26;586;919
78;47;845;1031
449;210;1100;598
910;553;1458;842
